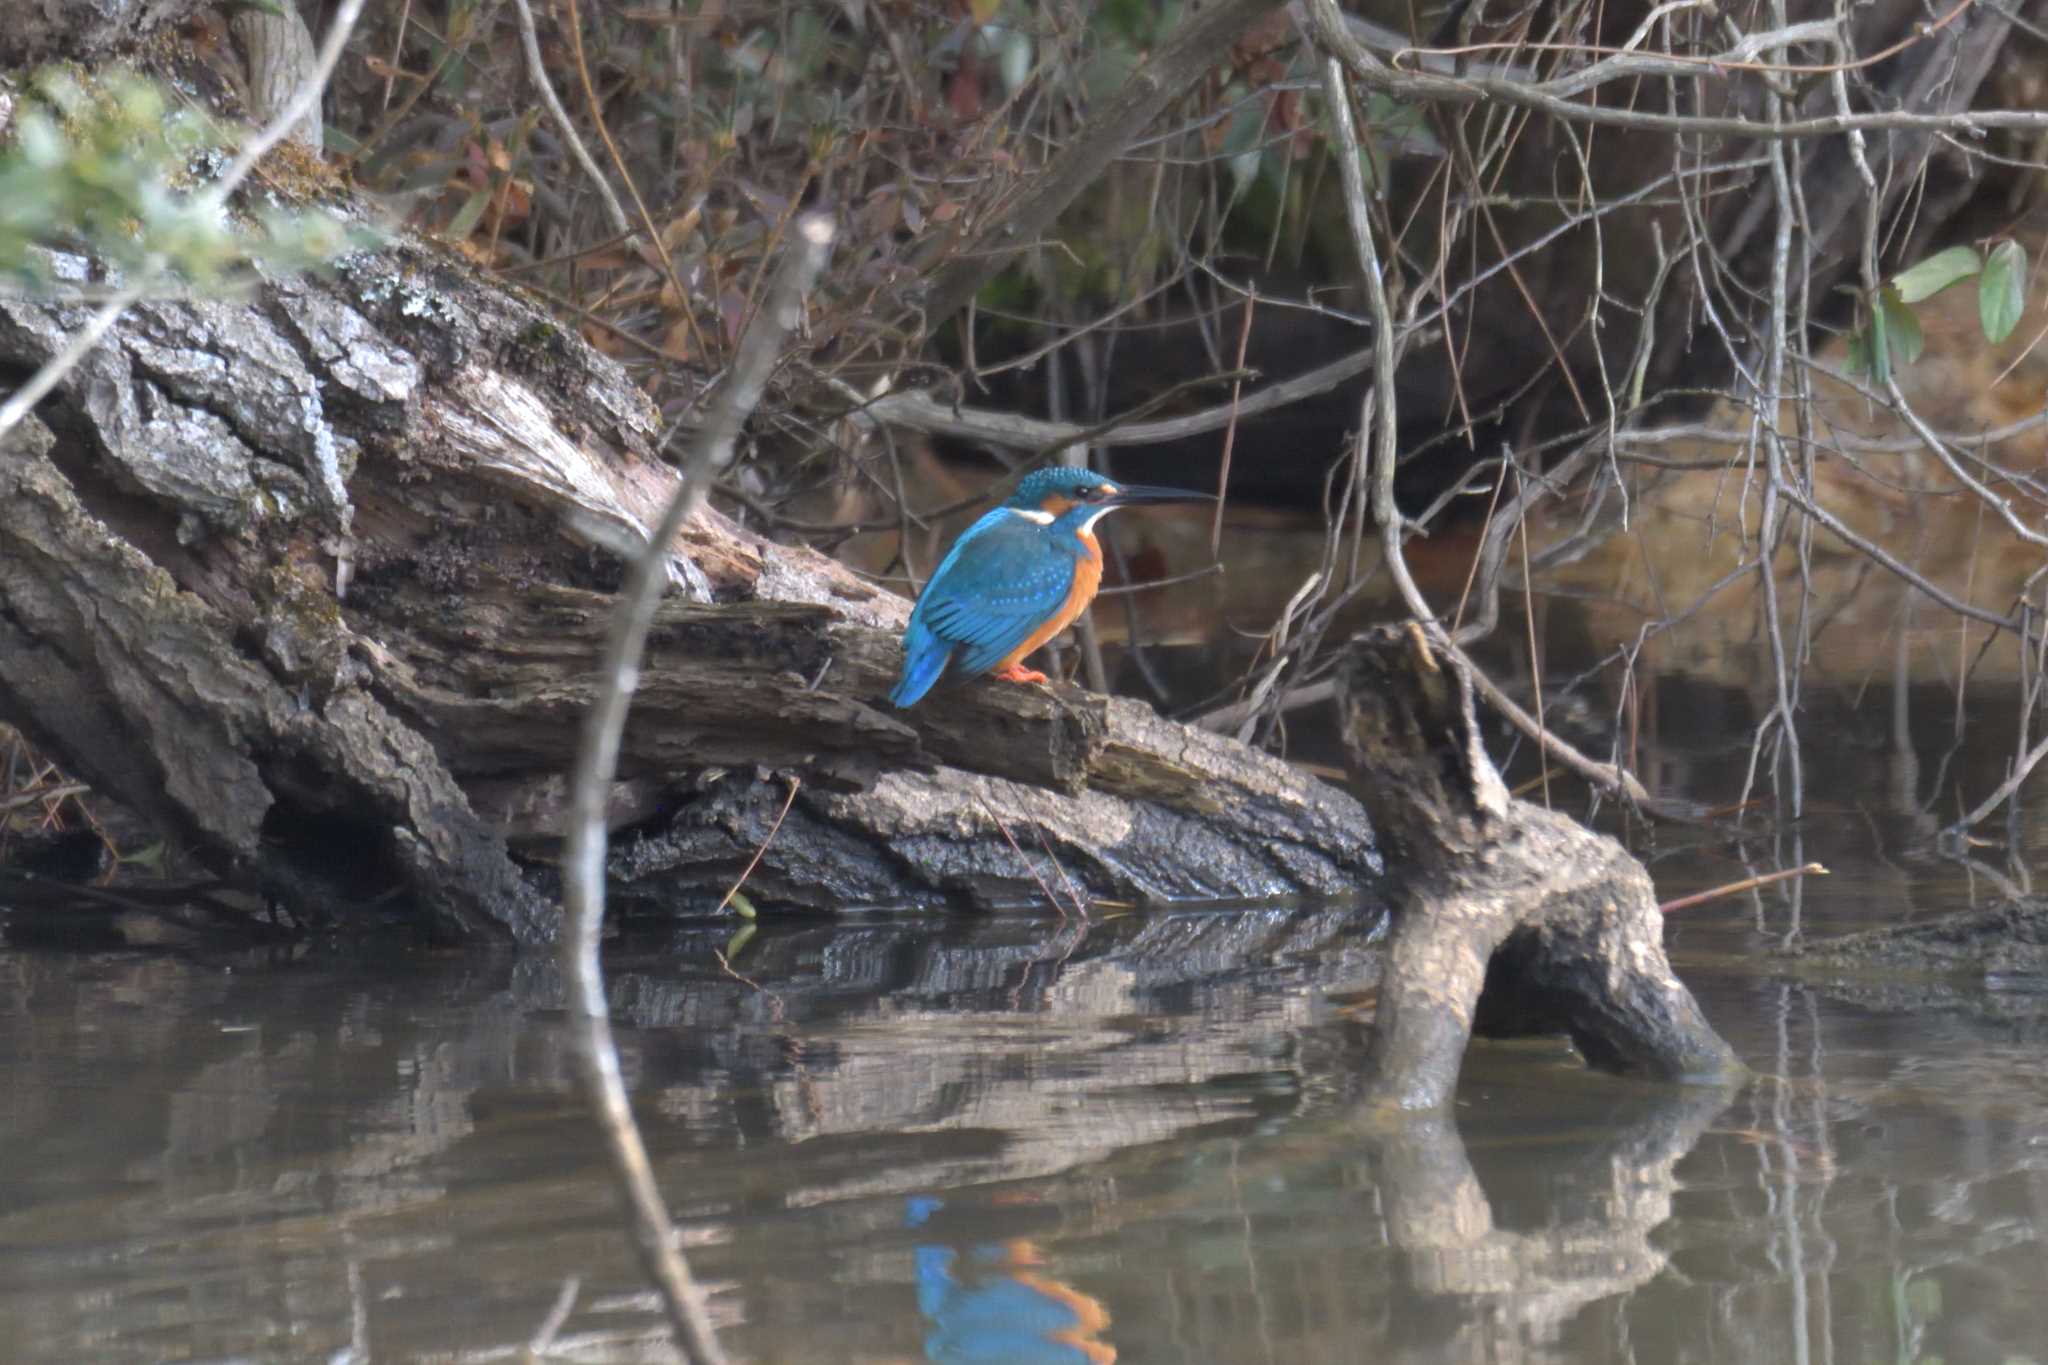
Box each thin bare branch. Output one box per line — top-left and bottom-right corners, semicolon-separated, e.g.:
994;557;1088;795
866;348;1372;451
1304;0;2044;140
1660;863;1828;914
1308;0;1660;810
508;0;631;241
561;212;836;1365
714;777;801;915
919;0;1289;322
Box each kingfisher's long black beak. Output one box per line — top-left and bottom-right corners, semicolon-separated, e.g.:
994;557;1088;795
1104;483;1215;506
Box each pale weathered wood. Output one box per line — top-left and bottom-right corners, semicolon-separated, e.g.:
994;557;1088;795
0;217;1377;941
231;2;324;152
1336;625;1739;1108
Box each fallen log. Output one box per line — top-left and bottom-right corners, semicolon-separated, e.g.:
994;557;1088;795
1336;624;1742;1108
3;221;1739;1112
0;226;1378;944
1;26;1733;1114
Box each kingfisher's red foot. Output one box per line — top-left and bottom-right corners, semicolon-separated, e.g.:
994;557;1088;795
994;663;1050;685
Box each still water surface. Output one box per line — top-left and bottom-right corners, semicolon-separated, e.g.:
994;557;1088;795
7;608;2048;1363
3;848;2046;1363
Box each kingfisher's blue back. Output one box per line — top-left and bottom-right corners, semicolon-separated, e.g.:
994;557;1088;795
889;468;1208;708
889;502;1094;707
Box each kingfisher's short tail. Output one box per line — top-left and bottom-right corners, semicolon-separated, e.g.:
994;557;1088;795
891;621;952;708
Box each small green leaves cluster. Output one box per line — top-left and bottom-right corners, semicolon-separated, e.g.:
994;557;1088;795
0;70;364;292
1849;239;2030;384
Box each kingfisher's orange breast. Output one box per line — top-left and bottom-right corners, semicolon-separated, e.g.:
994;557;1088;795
994;528;1102;672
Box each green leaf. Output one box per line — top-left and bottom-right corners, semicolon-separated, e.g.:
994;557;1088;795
1890;245;1980;304
727;889;757;919
1980;238;2027;344
1867;294;1890;386
1879;285;1922;372
444;186;492;240
1845;326;1871;377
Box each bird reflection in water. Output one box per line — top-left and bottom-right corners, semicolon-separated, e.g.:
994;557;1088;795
907;1196;1116;1365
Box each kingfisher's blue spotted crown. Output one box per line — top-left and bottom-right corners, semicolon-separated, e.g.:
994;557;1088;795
1006;466;1121;508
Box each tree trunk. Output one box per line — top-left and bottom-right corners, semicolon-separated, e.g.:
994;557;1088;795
1335;625;1741;1108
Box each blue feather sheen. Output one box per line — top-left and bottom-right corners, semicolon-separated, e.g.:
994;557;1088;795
888;506;1093;706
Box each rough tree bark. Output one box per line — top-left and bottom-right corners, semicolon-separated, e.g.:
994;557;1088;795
0;218;1380;944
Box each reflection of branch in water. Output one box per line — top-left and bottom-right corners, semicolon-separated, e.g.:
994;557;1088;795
940;1028;1739;1363
1366;1080;1734;1357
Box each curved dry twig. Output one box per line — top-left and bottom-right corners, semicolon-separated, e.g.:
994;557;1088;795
1306;0;1661;811
1304;0;2041;139
560;211;836;1365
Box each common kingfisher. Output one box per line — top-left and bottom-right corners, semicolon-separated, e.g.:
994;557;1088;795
890;467;1210;708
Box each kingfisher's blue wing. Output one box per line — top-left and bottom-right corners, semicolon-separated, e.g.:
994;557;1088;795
911;511;1079;678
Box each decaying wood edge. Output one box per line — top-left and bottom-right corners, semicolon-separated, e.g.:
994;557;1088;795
230;1;325;153
1336;624;1742;1110
0;401;552;939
